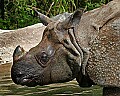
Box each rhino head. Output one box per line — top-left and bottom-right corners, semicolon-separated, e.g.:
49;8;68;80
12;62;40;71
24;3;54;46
11;9;93;87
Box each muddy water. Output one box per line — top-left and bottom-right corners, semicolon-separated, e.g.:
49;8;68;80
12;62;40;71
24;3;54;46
0;63;102;96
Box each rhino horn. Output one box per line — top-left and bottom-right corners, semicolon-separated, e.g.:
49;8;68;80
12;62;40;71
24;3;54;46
13;45;25;62
32;7;53;26
61;9;84;29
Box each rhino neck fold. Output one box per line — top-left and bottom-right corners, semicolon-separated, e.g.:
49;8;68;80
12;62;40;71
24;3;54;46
67;27;90;76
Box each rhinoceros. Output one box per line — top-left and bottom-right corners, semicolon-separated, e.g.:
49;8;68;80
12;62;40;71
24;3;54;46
11;0;120;96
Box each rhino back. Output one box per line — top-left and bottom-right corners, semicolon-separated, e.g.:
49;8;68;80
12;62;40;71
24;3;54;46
76;0;120;87
87;17;120;87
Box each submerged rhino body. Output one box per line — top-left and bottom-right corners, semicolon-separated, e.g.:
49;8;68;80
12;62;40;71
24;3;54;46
11;0;120;96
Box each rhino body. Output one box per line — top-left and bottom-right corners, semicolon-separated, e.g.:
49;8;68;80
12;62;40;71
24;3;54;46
11;0;120;96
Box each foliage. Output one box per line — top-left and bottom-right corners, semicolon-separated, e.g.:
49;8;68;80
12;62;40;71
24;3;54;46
0;0;111;29
0;0;39;29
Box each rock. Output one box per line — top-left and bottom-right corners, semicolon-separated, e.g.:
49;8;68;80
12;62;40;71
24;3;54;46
0;23;45;64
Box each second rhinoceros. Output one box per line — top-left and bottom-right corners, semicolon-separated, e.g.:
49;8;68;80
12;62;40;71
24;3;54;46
11;0;120;96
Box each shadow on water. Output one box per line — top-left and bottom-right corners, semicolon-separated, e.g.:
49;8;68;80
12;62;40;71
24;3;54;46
0;63;103;96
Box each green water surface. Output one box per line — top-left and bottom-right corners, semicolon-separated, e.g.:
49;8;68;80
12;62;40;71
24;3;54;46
0;74;102;96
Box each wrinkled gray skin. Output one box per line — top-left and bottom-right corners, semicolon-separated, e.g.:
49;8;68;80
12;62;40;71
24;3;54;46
11;9;93;87
11;1;120;96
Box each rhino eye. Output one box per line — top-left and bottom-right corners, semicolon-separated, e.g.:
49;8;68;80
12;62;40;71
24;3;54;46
35;52;49;67
40;52;49;63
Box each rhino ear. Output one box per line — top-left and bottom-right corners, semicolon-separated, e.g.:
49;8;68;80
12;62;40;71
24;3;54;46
33;7;53;26
61;9;84;29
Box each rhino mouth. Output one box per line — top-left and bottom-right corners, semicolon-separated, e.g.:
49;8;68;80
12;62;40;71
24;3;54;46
12;69;51;87
15;74;39;87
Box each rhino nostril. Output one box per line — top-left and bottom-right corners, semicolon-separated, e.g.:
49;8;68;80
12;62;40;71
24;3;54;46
16;72;24;78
